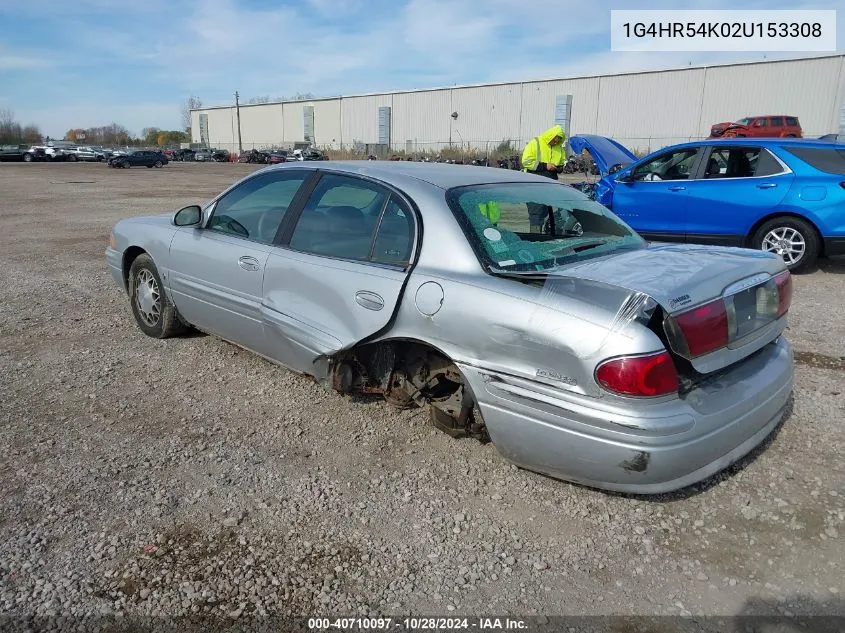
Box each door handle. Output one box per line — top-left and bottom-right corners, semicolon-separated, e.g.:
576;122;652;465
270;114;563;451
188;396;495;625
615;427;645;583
756;183;778;189
355;291;385;311
668;186;686;191
237;255;260;271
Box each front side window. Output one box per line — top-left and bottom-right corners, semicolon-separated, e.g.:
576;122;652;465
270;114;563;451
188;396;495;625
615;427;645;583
207;171;308;243
446;183;645;273
632;148;699;181
754;118;768;128
288;173;395;262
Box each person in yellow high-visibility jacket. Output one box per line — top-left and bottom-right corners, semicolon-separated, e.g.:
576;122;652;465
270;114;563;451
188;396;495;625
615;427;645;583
478;201;501;226
521;124;567;232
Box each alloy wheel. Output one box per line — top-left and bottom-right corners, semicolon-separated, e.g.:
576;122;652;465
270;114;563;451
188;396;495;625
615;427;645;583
762;226;805;265
134;269;161;326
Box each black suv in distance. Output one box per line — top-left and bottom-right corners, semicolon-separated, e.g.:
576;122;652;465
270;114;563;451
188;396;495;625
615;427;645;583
0;144;30;161
108;150;168;168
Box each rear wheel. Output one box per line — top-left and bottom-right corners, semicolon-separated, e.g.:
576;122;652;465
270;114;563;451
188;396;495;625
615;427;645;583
68;154;78;162
154;160;163;168
752;216;819;273
128;254;185;338
23;153;33;162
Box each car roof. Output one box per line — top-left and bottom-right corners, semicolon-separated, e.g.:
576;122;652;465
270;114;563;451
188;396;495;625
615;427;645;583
666;138;842;151
263;160;554;189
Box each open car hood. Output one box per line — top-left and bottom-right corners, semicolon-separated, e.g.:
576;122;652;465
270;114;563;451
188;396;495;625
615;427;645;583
569;135;637;176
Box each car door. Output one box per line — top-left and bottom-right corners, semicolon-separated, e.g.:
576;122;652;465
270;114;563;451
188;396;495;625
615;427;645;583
167;169;311;354
684;145;793;246
262;172;417;372
610;146;703;242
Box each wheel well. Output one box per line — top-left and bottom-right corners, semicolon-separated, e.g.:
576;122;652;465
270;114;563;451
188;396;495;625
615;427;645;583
122;246;147;291
331;338;486;440
745;212;825;256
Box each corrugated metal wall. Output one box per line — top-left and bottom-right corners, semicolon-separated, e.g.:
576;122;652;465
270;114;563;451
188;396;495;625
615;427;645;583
239;103;284;149
392;90;451;151
193;55;845;154
699;55;845;136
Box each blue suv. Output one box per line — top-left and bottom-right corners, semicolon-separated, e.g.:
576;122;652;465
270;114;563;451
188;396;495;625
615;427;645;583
570;135;845;272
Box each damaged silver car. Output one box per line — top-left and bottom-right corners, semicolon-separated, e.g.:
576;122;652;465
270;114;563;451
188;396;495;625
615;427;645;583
106;162;794;494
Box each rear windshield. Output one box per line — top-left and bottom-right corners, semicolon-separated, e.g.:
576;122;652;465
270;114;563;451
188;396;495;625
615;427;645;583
446;183;645;272
784;147;845;175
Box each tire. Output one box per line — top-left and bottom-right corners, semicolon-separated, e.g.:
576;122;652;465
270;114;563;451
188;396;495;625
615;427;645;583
752;216;819;273
146;164;153;168
128;254;185;338
154;160;163;168
23;153;33;162
68;154;78;162
123;162;130;168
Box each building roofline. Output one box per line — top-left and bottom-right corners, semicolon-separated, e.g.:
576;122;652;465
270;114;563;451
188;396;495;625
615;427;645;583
191;53;845;112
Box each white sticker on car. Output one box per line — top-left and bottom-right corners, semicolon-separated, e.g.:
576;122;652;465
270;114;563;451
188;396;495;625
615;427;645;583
498;260;516;266
483;227;502;241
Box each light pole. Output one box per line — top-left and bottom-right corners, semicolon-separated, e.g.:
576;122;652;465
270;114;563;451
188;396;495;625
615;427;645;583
234;90;243;154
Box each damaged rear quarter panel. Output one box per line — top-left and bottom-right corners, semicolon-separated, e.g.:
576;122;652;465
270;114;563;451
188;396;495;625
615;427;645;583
375;266;667;400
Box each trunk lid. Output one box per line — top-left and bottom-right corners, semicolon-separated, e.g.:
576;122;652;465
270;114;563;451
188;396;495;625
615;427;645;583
549;243;789;374
569;135;637;177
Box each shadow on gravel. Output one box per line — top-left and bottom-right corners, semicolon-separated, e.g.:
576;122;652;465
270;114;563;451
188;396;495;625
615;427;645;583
793;350;845;372
813;256;845;275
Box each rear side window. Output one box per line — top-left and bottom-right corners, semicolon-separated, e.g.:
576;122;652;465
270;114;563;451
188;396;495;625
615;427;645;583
754;149;785;177
784;147;845;175
770;117;784;127
786;117;799;126
288;173;415;268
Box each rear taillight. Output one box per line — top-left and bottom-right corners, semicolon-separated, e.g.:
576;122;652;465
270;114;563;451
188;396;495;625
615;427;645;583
595;352;679;397
665;271;792;359
670;299;729;357
774;270;792;317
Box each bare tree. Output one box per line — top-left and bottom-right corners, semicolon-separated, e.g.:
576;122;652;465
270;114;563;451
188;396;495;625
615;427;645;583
182;96;202;133
246;96;273;105
0;109;41;145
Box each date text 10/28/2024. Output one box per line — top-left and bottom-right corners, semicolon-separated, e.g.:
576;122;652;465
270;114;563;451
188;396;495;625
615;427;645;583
308;617;528;630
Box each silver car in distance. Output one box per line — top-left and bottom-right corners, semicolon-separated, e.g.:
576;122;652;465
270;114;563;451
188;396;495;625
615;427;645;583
106;162;794;494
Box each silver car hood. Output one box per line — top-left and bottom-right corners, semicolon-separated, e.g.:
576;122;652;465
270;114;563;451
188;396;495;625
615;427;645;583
551;243;785;315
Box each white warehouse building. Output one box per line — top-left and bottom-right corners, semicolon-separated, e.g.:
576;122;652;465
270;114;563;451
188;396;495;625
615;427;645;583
191;54;845;156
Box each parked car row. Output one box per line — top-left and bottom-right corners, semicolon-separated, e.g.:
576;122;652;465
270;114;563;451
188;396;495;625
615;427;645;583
0;144;138;162
237;147;329;164
162;148;231;162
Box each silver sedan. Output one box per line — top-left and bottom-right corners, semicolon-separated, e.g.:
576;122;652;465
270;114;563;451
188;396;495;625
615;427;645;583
106;162;794;494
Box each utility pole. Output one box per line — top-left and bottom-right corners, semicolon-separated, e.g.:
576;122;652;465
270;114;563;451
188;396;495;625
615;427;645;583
234;90;243;153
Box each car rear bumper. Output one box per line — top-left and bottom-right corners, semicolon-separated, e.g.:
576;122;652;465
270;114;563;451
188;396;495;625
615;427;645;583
459;337;793;494
823;237;845;257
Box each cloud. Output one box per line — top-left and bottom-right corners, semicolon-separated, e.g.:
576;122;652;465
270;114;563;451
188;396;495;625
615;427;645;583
2;0;842;135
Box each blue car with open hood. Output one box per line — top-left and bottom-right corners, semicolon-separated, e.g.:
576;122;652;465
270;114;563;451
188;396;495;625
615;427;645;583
570;134;845;272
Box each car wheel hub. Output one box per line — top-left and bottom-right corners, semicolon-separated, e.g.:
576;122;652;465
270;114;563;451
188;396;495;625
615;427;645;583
761;227;805;265
135;269;160;326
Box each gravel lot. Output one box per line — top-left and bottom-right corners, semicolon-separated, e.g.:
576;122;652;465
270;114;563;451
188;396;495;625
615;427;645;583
1;162;843;627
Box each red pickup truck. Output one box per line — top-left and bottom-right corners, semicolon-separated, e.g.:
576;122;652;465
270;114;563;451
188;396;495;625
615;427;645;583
709;115;802;139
